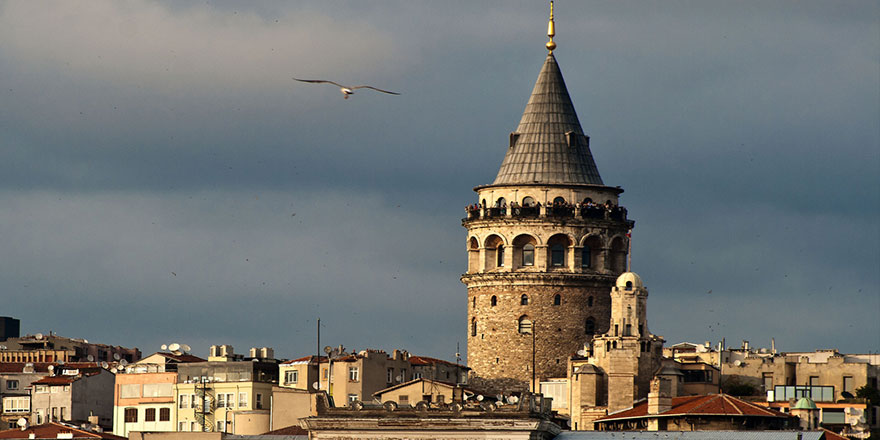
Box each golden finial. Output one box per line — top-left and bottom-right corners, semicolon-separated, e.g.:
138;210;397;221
546;1;556;53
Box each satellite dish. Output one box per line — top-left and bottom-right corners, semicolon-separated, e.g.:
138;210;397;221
312;381;320;390
101;361;109;369
323;346;333;355
17;418;27;429
168;343;180;352
113;353;121;360
87;355;94;362
181;344;191;353
120;359;129;366
395;375;402;382
576;349;587;356
47;365;54;372
476;395;484;401
110;367;118;374
496;394;503;402
161;344;168;350
35;333;44;340
734;360;742;366
510;395;519;404
506;396;517;404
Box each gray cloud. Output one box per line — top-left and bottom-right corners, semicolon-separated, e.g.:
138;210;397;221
0;1;877;359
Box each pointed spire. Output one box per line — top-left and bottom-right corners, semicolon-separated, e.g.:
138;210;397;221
546;1;556;53
491;53;604;186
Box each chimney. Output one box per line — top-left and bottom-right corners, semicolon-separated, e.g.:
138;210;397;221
648;377;672;415
742;340;750;351
249;347;259;358
88;415;99;426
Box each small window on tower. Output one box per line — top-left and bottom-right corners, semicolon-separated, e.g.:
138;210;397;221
585;317;596;335
497;244;505;267
518;316;533;334
521;294;529;305
588;296;594;307
553;294;561;306
471;318;477;337
491;296;497;306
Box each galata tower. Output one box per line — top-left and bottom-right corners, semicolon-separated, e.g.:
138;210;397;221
462;4;634;393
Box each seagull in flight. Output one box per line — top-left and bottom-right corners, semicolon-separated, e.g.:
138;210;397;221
293;78;400;99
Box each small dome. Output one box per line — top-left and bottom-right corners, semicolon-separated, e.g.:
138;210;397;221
793;397;817;410
616;272;643;289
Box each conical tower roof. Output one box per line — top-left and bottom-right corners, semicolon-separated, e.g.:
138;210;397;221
492;53;603;186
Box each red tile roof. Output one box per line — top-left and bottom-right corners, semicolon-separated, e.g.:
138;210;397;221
155;352;205;363
0;422;126;440
31;376;76;385
408;355;470;369
598;394;791;422
281;355;328;365
261;425;308;435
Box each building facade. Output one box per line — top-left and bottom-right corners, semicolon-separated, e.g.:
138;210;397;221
461;11;632;393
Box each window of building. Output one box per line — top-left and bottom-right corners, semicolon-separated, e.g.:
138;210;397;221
285;370;298;384
843;376;854;394
2;396;29;413
588;296;593;307
144;408;156;422
322;368;329;380
522;196;535;207
6;380;18;390
59;407;65;421
491;295;497;306
399;395;409;404
763;373;773;391
238;392;248;408
413;372;422;379
178;394;190;409
497;244;505;267
124;408;137;423
472;297;476;308
255;393;263;409
471;318;477;337
178;421;188;432
217;421;226;432
348;394;358;403
34;385;47;393
387;368;394;383
551;244;564;266
401;369;407;381
809;376;820;386
51;407;57;420
553;294;561;306
191;422;199;432
143;383;173;397
349;367;359;382
518;316;533;334
217;393;227;408
35;411;43;424
522;244;535;266
585;317;596;335
521;294;529;305
160;408;170;422
581;246;591;268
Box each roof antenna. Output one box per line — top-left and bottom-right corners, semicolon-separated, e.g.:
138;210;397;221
546;1;557;53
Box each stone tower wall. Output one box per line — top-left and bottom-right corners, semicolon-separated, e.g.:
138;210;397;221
462;191;631;393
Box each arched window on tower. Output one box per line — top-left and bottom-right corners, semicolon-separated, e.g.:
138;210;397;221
551;244;564;266
585;317;596;335
521;294;529;305
471;318;477;337
581;245;591;268
518;316;533;334
497;244;505;267
553;294;561;306
522;243;535;266
553;196;566;205
588;296;594;307
490;296;497;307
522;196;535;207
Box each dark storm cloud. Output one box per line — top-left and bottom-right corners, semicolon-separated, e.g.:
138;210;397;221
0;1;876;358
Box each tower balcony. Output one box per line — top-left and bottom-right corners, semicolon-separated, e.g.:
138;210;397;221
463;204;631;225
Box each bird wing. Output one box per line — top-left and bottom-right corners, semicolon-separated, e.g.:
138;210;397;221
349;85;400;95
293;78;346;88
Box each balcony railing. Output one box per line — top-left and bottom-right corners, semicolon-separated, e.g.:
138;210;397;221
464;204;628;223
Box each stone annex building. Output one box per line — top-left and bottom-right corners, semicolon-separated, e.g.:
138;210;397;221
461;8;635;393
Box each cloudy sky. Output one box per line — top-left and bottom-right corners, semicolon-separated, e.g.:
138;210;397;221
1;1;877;361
